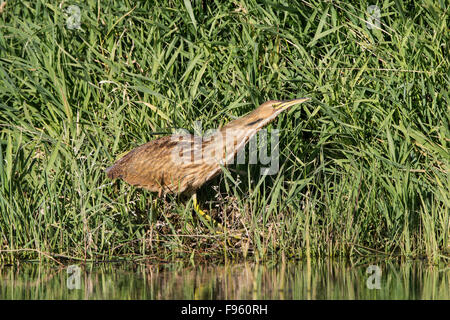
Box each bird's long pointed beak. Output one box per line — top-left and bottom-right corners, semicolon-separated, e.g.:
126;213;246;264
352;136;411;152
275;97;310;110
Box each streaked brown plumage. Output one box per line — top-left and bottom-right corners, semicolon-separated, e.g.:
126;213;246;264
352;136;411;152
106;98;309;196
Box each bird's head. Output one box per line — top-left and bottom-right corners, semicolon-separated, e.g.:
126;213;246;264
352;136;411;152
259;98;310;116
220;97;310;133
242;98;310;129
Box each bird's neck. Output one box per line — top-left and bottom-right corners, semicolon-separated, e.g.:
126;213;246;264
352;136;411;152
202;111;271;165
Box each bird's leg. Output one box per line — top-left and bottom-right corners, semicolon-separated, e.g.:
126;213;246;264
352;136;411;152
151;196;158;213
192;194;243;241
192;193;224;229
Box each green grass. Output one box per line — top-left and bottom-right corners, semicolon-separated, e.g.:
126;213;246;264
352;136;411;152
0;0;448;263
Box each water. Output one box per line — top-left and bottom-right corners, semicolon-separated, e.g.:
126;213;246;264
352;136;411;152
0;260;448;299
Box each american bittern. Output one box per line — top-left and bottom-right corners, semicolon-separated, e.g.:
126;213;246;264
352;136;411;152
106;98;309;229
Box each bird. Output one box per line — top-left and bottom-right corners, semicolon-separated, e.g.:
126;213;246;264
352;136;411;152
106;98;309;229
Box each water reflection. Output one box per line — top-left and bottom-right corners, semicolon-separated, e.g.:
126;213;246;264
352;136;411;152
0;260;448;299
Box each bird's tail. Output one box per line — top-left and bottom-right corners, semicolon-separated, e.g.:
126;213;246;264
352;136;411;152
105;165;121;179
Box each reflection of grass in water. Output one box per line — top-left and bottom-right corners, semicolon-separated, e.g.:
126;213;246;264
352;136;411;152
0;261;448;299
0;1;448;263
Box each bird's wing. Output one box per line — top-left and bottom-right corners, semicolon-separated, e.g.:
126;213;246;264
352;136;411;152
107;135;197;194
